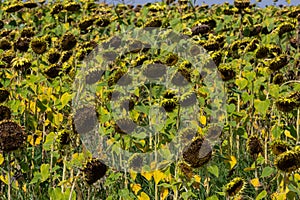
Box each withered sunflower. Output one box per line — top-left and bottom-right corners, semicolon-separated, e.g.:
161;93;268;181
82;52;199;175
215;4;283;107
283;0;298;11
85;68;104;85
79;18;95;31
180;92;197;107
83;158;107;185
145;18;162;27
44;64;62;79
171;68;191;86
278;22;294;37
21;28;35;38
61;33;77;51
272;73;284;85
247;135;264;157
271;140;290;156
269;55;288;71
61;50;73;63
0;121;27;152
203;40;219;51
95;17;110;27
161;99;178;112
255;45;269;59
225;177;245;197
11;57;31;71
211;51;222;66
245;38;259;52
275;150;300;173
57;131;71;146
24;2;38;9
178;161;193;179
0;38;12;51
47;49;61;64
14;37;31;52
234;0;250;9
50;3;63;15
5;3;24;13
143;63;166;79
30;38;47;54
182;136;212;168
275;97;298;112
0;105;11;121
1;51;15;68
128;40;143;53
73;106;98;134
102;51;118;62
217;64;236;81
64;2;81;12
114;118;136;134
191;24;210;36
128;154;144;171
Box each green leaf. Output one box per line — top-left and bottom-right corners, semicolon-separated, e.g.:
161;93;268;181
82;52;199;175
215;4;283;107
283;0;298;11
255;190;267;200
207;165;219;178
60;92;73;109
40;164;50;182
43;132;56;151
30;172;42;184
261;167;274;178
207;195;219;200
254;99;270;116
236;78;248;90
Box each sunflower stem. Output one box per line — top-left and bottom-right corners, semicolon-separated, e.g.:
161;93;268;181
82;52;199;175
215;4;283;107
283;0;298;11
7;152;11;200
62;155;67;193
297;108;299;144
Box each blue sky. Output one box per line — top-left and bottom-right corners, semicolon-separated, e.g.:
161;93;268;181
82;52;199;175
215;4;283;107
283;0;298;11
103;0;299;6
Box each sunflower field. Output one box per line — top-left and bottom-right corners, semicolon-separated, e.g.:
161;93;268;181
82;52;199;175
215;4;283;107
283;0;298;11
0;0;300;199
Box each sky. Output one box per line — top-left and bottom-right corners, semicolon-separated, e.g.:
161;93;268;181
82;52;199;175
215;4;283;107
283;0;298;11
102;0;299;6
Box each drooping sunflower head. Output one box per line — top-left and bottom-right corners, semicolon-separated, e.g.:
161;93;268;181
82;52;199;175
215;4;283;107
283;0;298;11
0;105;11;121
271;140;291;156
180;92;197;107
73;106;98;134
275;97;298;112
57;131;71;146
0;89;10;103
47;48;61;64
79;17;95;31
5;3;24;13
64;2;81;12
30;37;47;54
274;150;300;173
44;64;62;79
0;120;27;152
269;54;288;71
85;68;104;85
128;154;144;171
82;158;107;185
255;45;269;59
50;3;63;15
0;38;12;51
161;99;178;112
21;27;35;38
246;135;264;157
145;18;162;27
225;177;245;197
277;22;295;37
182;136;212;168
11;57;31;71
24;2;38;9
217;63;236;81
61;33;77;51
272;73;284;85
143;62;167;79
14;37;31;52
114;118;137;135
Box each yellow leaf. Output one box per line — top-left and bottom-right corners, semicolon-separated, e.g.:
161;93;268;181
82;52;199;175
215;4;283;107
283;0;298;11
250;178;261;188
138;192;150;200
199;115;206;125
131;184;142;195
284;130;296;140
160;188;169;200
0;154;4;165
194;175;201;183
22;184;27;193
0;175;8;184
130;170;137;181
141;171;153;181
153;170;166;184
226;155;237;170
294;173;300;181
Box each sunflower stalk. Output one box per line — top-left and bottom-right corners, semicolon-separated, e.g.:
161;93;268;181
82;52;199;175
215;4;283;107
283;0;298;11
7;152;11;200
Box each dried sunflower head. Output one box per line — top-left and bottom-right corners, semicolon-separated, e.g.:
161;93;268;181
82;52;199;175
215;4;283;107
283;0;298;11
95;17;110;27
271;140;291;155
0;120;27;152
73;106;98;134
79;17;95;31
145;18;162;27
272;73;284;85
275;97;298;112
44;64;62;79
225;177;245;197
14;37;31;52
128;154;144;171
247;135;264;157
182;136;212;168
21;27;35;38
255;45;269;59
50;3;63;15
61;50;73;63
64;2;81;12
180;92;197;107
218;63;236;81
30;38;47;54
85;68;104;85
143;63;166;79
83;158;107;185
57;131;71;146
0;89;9;103
0;38;12;51
0;105;11;121
11;57;31;71
5;3;24;13
275;150;300;173
47;48;61;64
61;33;77;51
114;118;136;134
203;40;219;51
191;24;210;36
269;54;288;71
277;22;294;37
234;0;250;9
161;99;178;112
24;2;38;9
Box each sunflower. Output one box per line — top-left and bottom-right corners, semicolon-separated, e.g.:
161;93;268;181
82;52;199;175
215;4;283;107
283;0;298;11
57;131;71;146
61;50;73;63
44;64;62;79
247;135;264;157
14;37;31;52
211;51;222;66
269;54;288;71
24;2;38;8
234;0;250;9
249;24;262;37
21;27;35;38
161;99;178;112
225;177;245;197
30;37;47;54
178;161;193;179
64;2;81;12
132;54;149;67
50;3;63;15
272;73;284;85
171;69;191;86
95;17;110;27
79;17;95;31
61;33;77;51
191;24;210;36
0;120;27;152
271;140;291;156
275;150;300;173
5;3;24;13
128;154;144;171
0;20;4;29
85;68;104;85
218;63;236;81
0;105;11;121
114;118;136;134
275;97;298;112
11;57;31;71
47;49;61;64
83;158;107;185
1;50;15;68
180;92;197;107
255;45;269;59
128;40;143;53
143;63;166;79
102;51;118;62
245;38;259;52
277;22;294;37
145;18;162;27
182;136;212;168
203;40;219;51
73;106;98;134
